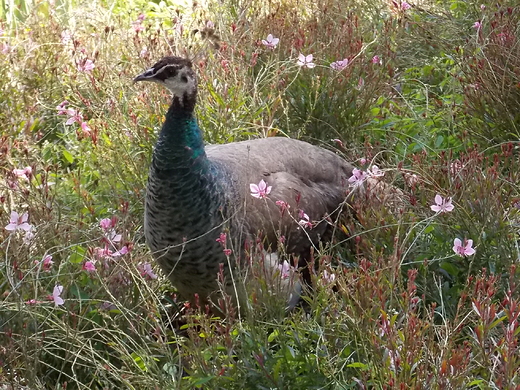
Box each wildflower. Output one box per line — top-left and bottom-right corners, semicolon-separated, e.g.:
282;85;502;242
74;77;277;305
139;47;148;58
322;270;336;284
262;34;279;49
367;165;385;178
26;299;37;305
330;58;349;71
23;227;35;245
332;139;344;148
297;53;316;68
83;260;96;272
5;211;32;232
453;238;476;257
298;210;313;229
430;194;454;213
61;30;72;45
80;121;91;135
2;43;10;54
77;59;95;72
41;255;54;272
56;100;70;115
277;260;291;279
473;21;482;30
216;232;227;244
52;285;64;306
357;77;365;90
206;20;215;29
139;263;158;279
111;245;129;257
359;157;367;165
64;109;83;125
99;218;113;230
372;55;382;65
403;172;419;186
275;200;290;215
13;166;32;181
480;4;486;10
250;179;272;198
401;1;411;11
132;17;145;32
223;248;232;256
348;168;367;187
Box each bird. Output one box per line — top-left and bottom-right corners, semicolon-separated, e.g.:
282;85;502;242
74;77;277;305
134;56;360;314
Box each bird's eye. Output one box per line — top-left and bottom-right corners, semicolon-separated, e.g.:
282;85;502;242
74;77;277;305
181;75;188;83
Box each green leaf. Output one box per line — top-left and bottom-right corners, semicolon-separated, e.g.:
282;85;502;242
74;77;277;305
68;246;86;264
131;352;147;372
62;149;74;164
268;329;279;343
346;362;368;369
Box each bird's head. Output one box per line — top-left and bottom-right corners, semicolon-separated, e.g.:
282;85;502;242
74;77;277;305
134;56;197;100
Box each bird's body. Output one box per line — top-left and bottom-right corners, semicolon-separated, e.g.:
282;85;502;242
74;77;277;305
135;57;356;308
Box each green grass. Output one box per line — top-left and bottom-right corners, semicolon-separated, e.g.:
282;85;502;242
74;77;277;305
1;0;520;388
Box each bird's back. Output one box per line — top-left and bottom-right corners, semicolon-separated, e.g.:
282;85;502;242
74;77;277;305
206;137;355;254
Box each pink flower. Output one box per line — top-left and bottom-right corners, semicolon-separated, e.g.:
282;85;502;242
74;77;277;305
83;260;96;272
64;109;83;125
2;43;10;54
297;53;316;68
61;30;72;45
401;1;411;11
430;194;454;213
348;168;367;187
139;47;148;58
367;165;384;178
23;228;35;245
80;121;91;135
42;255;54;272
473;21;482;29
250;179;272;198
322;270;336;284
56;100;69;115
223;248;232;256
453;238;476;257
111;245;129;257
26;299;37;305
262;34;279;49
77;59;95;72
277;260;291;279
139;263;158;279
276;200;290;215
330;58;349;71
52;285;64;306
372;55;382;65
216;232;227;244
132;19;145;32
357;77;365;90
480;4;486;10
93;247;113;260
13;166;32;181
359;157;367;165
5;211;32;232
298;210;313;229
99;218;113;230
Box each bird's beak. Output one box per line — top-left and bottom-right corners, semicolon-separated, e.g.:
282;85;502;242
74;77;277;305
133;68;155;84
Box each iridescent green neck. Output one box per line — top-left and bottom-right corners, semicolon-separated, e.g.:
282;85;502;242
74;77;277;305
152;96;207;174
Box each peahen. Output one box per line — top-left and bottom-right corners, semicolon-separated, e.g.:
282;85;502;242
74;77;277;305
134;56;360;312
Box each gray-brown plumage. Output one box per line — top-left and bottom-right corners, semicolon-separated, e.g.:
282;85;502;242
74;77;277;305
134;56;357;311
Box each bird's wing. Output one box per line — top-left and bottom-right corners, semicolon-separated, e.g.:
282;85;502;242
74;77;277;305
206;138;355;253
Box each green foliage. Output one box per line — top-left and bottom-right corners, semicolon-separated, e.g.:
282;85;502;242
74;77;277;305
1;0;520;388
